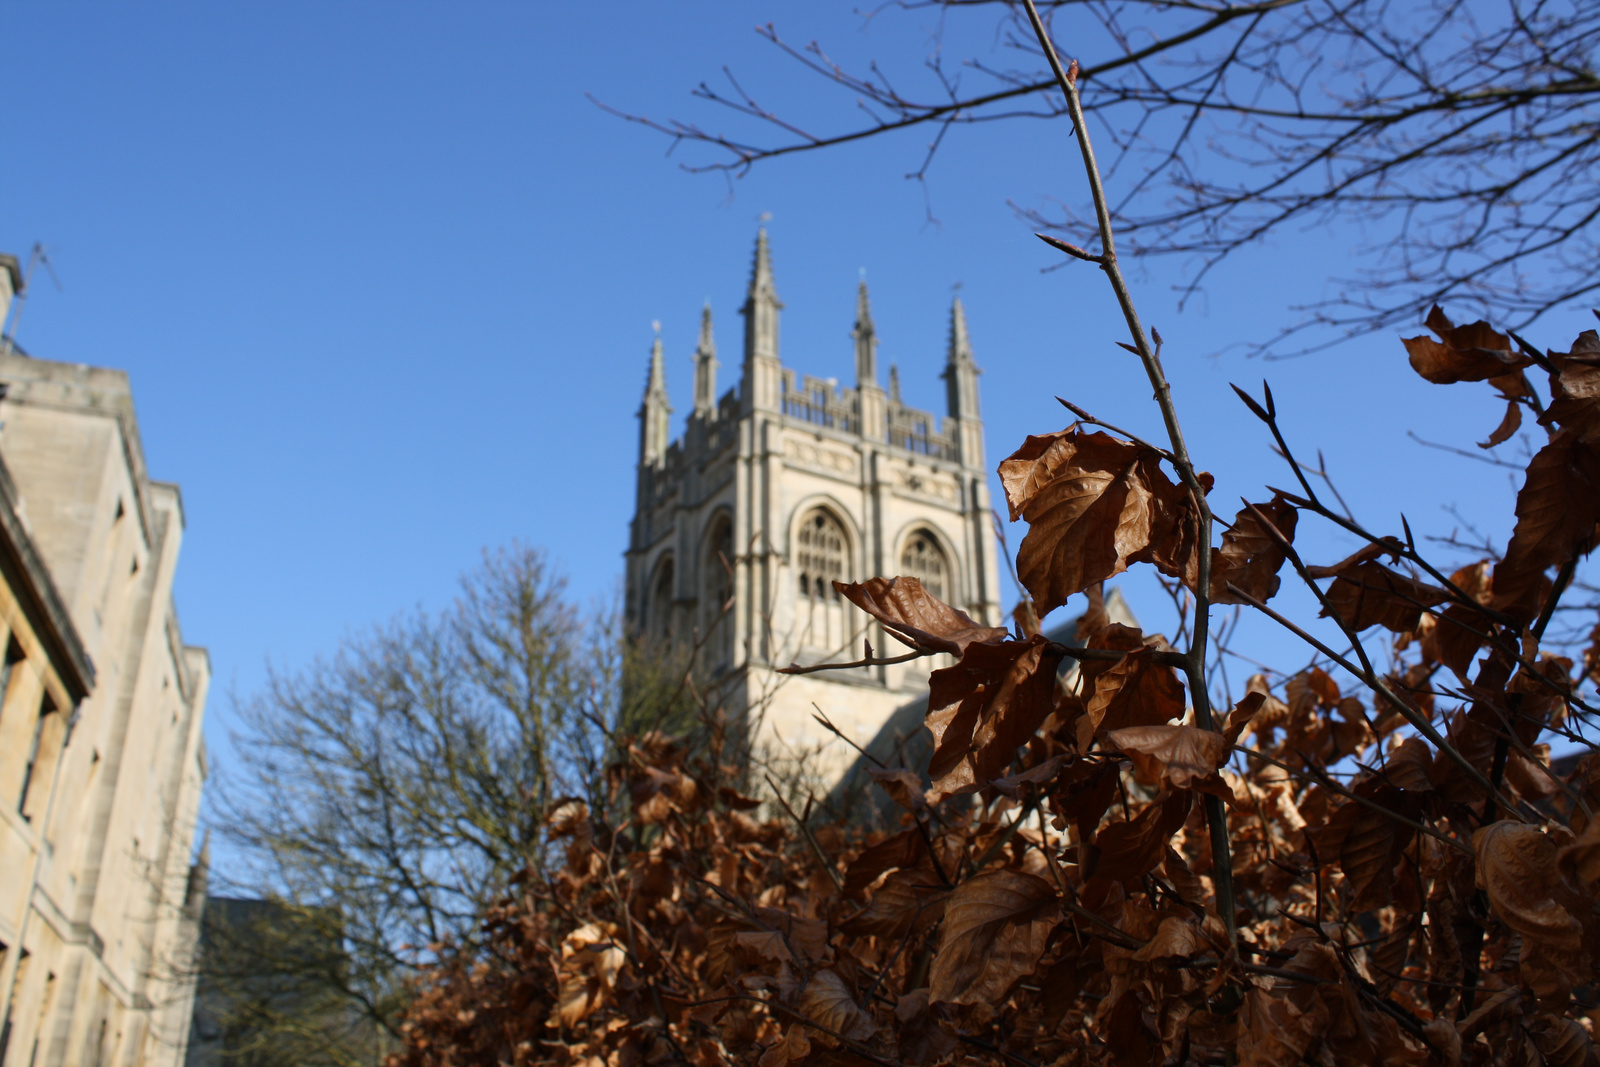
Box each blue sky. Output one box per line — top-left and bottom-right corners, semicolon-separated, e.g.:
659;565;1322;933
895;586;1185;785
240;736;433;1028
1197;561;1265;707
2;3;1591;794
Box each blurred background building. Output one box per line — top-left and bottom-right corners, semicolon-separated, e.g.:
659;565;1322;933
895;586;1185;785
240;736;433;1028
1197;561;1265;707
0;253;210;1067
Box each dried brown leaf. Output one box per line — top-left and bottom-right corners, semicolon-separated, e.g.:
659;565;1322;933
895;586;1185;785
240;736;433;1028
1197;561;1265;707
1222;690;1267;748
798;970;877;1043
842;830;922;899
1540;329;1600;443
1493;429;1600;621
1558;818;1600;893
1077;582;1110;643
757;1024;813;1067
1308;558;1449;635
1528;1014;1600;1067
752;907;830;964
893;989;960;1067
719;786;764;811
1422;602;1489;679
1337;797;1402;911
837;576;1008;656
1382;738;1435;792
1480;399;1523;448
929;869;1059;1006
631;765;700;824
841;865;948;940
1132;916;1202;961
926;636;1065;800
1079;644;1187;748
1105;724;1228;790
1472;821;1582;951
990;754;1068;798
1211;496;1298;606
867;768;928;813
1090;791;1193;885
550;922;627;1028
1237;988;1322;1067
999;427;1190;614
1403;306;1528;384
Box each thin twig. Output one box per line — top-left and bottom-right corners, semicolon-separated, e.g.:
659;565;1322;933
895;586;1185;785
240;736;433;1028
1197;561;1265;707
763;774;844;891
1019;0;1236;947
779;648;928;674
1224;580;1521;816
1056;397;1175;459
1236;745;1472;855
811;706;885;769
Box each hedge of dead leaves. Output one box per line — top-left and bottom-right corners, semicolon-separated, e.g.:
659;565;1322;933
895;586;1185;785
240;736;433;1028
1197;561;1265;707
388;316;1600;1067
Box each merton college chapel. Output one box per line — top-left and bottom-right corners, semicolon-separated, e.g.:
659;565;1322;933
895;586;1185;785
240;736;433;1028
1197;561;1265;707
625;230;1003;783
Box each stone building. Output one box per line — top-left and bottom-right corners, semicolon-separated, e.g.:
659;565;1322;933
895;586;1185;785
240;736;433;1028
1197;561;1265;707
624;230;1002;783
0;255;210;1067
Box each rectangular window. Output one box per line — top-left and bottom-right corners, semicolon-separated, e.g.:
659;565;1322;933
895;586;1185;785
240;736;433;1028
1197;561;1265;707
17;693;58;820
0;638;22;723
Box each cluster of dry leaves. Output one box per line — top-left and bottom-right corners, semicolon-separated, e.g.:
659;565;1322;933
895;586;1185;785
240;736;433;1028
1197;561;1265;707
387;313;1600;1067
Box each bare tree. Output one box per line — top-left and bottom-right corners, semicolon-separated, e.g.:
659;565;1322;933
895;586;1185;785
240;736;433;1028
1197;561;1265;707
605;0;1600;350
202;544;691;1063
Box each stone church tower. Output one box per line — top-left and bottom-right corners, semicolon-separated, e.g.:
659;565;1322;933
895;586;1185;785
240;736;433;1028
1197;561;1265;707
625;230;1002;781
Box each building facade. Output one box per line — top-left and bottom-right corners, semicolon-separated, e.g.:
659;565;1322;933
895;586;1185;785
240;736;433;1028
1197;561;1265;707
0;257;210;1067
624;230;1002;783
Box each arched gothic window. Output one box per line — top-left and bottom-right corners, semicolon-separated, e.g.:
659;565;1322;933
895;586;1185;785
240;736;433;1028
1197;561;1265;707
795;508;849;652
703;516;734;667
796;509;846;601
900;530;950;601
648;556;674;643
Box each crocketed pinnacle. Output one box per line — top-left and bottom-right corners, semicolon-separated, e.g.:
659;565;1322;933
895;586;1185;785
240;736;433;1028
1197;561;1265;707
693;302;719;417
853;278;878;387
741;227;783;365
942;296;981;420
639;330;673;465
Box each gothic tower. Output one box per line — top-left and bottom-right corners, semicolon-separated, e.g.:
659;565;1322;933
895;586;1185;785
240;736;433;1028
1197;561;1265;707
624;230;1002;783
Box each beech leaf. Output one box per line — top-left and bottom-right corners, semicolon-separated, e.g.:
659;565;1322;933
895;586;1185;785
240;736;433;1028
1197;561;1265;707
1132;916;1202;961
843;829;922;899
1089;790;1193;885
1335;791;1403;911
925;636;1064;799
798;970;877;1043
550;922;627;1028
1307;556;1449;635
999;428;1177;613
1237;988;1320;1067
1479;399;1523;449
1492;429;1600;621
837;576;1009;655
841;865;948;940
1078;639;1187;748
1403;306;1528;384
1472;821;1582;951
1210;496;1297;605
1539;328;1600;443
1105;724;1228;790
868;767;928;812
1558;819;1600;894
929;870;1059;1006
1528;1015;1599;1067
1423;602;1488;678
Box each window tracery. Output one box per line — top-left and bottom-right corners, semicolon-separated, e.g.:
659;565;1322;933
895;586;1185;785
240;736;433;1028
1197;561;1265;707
703;516;734;667
795;508;849;651
900;530;949;602
648;556;674;643
796;510;846;601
